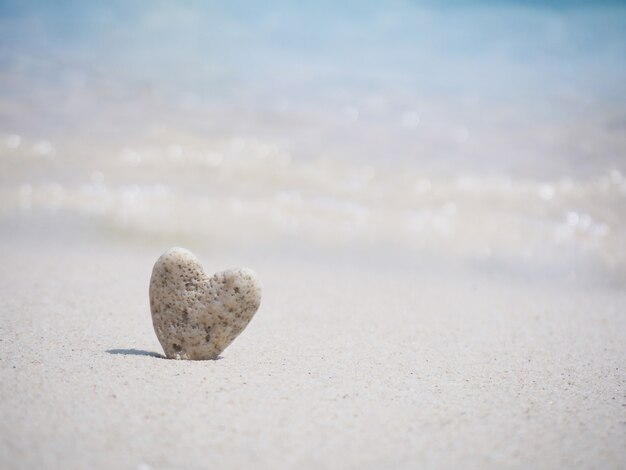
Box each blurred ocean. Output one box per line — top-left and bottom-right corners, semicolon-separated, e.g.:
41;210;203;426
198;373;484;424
1;1;625;282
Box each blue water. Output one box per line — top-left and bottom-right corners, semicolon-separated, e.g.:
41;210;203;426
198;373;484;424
2;1;625;167
1;1;625;281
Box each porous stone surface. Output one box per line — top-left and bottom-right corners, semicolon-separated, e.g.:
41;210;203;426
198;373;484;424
149;247;261;360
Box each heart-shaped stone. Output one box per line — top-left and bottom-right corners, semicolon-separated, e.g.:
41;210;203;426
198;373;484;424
149;247;261;360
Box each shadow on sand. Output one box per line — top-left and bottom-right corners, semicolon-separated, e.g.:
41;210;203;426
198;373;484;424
106;348;165;359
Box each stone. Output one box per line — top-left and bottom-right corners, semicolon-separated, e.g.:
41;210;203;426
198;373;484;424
149;247;262;360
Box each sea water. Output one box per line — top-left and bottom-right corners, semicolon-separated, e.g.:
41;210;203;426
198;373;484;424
0;1;625;284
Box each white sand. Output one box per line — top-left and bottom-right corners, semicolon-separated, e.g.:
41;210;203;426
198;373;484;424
2;3;625;468
1;240;625;469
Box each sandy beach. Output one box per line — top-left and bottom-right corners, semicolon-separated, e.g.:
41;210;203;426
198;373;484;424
1;232;624;469
2;1;626;468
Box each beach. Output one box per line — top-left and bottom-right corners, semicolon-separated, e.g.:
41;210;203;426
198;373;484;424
1;230;625;469
1;1;626;468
